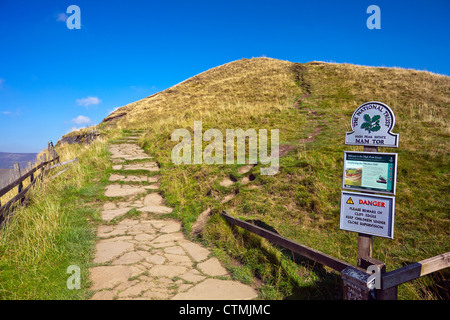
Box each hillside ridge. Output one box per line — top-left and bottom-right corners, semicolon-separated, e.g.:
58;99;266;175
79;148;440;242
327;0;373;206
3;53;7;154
101;57;449;126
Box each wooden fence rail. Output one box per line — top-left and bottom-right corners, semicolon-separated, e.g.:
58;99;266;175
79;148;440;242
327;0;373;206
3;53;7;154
0;142;79;225
47;158;78;180
221;211;358;273
0;158;54;199
221;211;450;300
381;252;450;289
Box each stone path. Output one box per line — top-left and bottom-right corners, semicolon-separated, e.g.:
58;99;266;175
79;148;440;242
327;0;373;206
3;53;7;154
89;132;258;300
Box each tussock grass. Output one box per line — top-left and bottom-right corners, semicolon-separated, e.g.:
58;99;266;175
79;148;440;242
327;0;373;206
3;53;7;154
0;139;110;299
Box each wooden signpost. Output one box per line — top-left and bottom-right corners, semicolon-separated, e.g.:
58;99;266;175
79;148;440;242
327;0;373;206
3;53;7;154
340;101;399;300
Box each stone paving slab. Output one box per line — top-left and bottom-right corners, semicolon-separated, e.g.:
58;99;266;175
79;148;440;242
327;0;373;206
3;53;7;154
123;162;160;171
171;279;258;300
108;143;152;160
109;174;156;183
101;208;131;222
104;184;147;198
89;135;258;300
112;163;160;172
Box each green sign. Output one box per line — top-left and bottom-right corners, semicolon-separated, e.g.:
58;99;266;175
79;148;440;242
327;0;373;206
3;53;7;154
342;151;397;195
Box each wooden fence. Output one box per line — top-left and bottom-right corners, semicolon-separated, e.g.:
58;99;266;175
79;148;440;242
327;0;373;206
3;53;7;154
221;211;450;300
0;142;77;225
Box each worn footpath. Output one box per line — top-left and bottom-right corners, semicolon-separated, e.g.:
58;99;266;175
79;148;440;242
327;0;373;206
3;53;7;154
89;132;258;300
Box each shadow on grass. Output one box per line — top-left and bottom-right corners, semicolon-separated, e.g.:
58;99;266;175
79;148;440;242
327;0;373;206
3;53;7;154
236;218;343;300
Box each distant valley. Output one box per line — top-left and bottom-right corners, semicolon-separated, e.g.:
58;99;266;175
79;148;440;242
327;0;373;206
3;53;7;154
0;152;37;170
0;152;37;188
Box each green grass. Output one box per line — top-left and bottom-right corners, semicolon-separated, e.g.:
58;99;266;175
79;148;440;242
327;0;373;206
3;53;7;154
105;58;449;300
0;140;110;299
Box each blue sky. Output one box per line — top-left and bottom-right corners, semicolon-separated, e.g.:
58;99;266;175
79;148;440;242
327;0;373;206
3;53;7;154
0;0;449;153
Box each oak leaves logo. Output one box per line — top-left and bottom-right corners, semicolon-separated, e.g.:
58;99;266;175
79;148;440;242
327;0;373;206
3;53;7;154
361;114;381;133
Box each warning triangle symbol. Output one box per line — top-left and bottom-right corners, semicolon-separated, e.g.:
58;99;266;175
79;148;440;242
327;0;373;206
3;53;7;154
346;197;354;204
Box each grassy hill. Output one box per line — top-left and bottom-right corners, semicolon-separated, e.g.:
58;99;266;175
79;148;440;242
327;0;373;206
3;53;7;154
2;57;447;300
99;57;449;299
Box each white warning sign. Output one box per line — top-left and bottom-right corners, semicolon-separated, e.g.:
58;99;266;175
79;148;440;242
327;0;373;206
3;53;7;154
340;191;395;239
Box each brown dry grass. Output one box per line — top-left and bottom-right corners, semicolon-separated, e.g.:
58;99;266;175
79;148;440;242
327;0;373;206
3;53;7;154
105;57;301;129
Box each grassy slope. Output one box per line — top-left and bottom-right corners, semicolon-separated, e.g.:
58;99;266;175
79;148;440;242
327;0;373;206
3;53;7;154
0;139;112;299
103;57;449;299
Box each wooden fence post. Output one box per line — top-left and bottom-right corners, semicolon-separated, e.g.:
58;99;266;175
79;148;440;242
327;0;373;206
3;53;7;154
13;163;24;204
341;266;372;300
357;233;373;267
359;256;398;300
40;155;46;181
377;281;398;300
13;163;20;180
13;163;22;192
28;161;34;185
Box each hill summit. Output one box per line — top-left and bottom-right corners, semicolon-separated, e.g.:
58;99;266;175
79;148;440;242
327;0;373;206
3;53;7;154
103;57;300;125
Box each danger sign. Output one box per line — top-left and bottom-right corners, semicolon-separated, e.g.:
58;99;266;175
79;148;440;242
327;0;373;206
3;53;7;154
340;191;395;239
